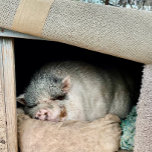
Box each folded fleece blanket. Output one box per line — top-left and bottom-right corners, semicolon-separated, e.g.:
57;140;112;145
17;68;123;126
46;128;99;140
0;0;152;63
17;109;121;152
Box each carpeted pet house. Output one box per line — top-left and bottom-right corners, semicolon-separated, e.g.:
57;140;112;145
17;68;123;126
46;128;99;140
0;0;152;152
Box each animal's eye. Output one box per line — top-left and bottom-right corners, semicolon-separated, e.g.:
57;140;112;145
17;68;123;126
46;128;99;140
55;95;66;100
27;104;37;108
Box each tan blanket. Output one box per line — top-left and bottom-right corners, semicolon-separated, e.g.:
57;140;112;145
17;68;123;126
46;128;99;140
17;109;121;152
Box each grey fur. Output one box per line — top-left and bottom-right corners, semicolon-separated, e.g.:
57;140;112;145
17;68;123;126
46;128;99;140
24;61;135;121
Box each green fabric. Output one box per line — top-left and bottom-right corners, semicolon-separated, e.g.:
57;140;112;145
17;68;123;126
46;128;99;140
120;106;137;151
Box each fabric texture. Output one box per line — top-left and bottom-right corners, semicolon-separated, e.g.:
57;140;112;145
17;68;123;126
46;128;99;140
120;106;136;151
17;109;121;152
0;0;152;63
134;64;152;152
42;0;152;64
12;0;54;37
0;0;20;29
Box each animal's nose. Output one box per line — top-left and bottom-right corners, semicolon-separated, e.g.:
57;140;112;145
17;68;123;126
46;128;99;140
35;117;39;120
34;107;61;122
35;109;50;121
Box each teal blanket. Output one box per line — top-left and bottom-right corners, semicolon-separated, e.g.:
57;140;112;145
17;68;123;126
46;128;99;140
120;106;137;151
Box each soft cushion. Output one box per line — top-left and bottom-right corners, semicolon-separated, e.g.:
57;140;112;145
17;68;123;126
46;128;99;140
17;109;121;152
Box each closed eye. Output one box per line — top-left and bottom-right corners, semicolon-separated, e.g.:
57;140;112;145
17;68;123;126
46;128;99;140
54;95;66;100
26;104;37;108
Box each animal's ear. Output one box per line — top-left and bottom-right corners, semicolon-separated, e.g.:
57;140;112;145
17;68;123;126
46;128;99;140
62;76;71;93
16;94;26;105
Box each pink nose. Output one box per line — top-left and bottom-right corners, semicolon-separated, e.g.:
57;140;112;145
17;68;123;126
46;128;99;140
35;109;50;121
34;108;60;122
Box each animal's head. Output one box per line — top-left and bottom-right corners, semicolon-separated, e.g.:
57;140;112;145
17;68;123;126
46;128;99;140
23;74;71;106
17;75;71;121
17;94;67;122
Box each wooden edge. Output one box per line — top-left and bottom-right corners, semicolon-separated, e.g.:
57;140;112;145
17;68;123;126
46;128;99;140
0;28;45;40
0;37;18;152
0;38;8;152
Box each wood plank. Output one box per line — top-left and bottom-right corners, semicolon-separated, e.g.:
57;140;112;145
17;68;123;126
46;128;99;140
0;38;18;152
0;28;45;40
0;39;8;152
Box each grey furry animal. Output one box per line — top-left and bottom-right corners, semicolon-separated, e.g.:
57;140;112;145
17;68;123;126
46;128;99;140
20;61;135;122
